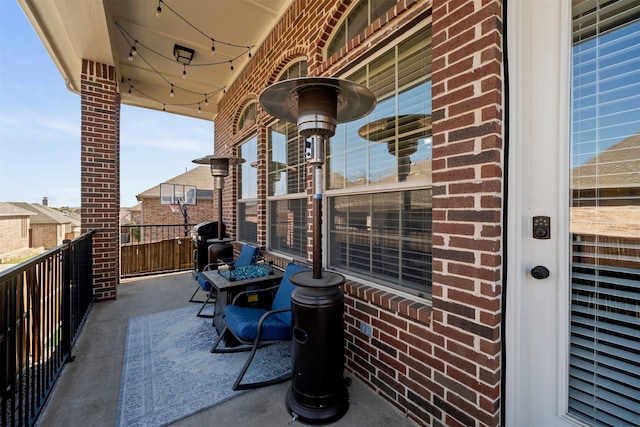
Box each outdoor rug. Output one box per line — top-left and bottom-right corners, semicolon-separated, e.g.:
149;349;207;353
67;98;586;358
116;305;292;427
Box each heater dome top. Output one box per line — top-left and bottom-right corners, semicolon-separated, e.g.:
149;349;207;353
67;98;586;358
259;77;376;125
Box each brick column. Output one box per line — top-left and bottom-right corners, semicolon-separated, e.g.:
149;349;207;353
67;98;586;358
80;59;120;301
430;0;504;425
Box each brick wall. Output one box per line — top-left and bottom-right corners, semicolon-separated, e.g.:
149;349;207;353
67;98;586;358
215;0;504;425
30;224;62;249
429;0;504;424
80;59;120;301
139;197;215;226
0;217;29;253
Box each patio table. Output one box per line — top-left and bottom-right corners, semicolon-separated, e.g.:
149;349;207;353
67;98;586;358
202;264;283;342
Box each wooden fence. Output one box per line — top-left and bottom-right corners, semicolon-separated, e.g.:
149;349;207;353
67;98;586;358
120;237;193;277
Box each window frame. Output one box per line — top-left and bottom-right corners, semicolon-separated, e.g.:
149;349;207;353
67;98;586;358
325;0;400;59
237;134;259;244
326;22;433;297
266;59;309;259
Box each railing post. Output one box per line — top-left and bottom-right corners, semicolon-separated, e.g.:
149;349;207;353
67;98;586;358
61;239;72;360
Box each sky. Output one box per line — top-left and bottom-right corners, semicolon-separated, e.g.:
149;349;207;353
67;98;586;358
0;0;214;208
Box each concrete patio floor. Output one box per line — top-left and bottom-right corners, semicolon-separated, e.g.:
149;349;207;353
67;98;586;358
35;271;417;427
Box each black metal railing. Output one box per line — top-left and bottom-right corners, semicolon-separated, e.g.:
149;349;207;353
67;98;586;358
120;223;195;244
1;231;95;427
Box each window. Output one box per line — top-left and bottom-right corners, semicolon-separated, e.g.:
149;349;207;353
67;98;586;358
21;218;28;238
278;59;307;81
238;135;258;243
327;26;432;296
267;60;308;258
569;0;640;424
327;0;399;58
238;102;257;131
267;121;307;258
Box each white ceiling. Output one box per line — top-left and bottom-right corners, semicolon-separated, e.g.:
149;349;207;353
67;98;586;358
18;0;293;121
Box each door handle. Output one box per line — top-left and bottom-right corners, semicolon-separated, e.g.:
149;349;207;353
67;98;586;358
530;265;550;280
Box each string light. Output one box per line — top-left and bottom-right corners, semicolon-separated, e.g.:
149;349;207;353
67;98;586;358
115;0;257;113
153;1;254;52
122;76;225;112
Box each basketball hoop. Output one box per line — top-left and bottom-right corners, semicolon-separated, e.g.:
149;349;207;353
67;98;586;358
160;182;197;236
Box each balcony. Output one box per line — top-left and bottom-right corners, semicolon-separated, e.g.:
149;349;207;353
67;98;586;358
35;272;415;426
2;236;416;427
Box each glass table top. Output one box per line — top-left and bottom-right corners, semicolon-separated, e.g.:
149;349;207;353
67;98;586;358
217;263;273;282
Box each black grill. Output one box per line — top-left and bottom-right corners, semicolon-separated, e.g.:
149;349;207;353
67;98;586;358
192;221;226;272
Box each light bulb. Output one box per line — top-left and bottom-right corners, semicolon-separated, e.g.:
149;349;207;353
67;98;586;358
182;67;187;80
128;51;133;62
198;104;202;114
131;45;137;57
204;97;208;106
211;40;216;54
156;5;161;17
170;85;174;97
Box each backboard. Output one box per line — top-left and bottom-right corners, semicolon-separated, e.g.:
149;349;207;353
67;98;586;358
160;183;197;206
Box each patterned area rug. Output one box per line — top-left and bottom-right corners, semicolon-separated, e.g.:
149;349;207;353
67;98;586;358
116;305;291;426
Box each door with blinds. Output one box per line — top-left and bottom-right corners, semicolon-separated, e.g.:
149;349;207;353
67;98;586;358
569;1;640;426
506;0;639;425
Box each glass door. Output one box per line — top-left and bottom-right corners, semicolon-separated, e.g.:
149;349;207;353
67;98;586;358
568;1;640;425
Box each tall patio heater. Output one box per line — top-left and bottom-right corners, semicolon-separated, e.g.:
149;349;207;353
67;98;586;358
192;154;245;267
260;77;376;424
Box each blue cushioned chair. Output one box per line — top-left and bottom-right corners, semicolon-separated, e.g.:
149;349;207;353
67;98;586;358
190;244;260;318
210;262;309;390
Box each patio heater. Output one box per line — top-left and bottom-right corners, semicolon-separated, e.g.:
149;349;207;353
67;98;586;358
259;77;375;424
192;154;245;268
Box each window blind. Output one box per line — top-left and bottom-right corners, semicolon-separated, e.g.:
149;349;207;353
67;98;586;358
569;1;640;426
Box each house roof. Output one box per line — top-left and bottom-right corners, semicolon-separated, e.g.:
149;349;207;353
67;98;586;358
8;203;81;226
572;132;640;189
0;202;36;217
136;166;214;201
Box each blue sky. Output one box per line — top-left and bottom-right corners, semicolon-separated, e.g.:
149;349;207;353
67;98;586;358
0;1;214;208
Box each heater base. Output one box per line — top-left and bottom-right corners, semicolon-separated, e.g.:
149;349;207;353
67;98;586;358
286;385;349;425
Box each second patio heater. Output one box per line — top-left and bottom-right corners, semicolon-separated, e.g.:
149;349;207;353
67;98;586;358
260;77;376;424
192;154;244;267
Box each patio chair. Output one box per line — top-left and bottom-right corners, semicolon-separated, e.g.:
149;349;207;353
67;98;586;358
210;262;310;390
190;243;261;318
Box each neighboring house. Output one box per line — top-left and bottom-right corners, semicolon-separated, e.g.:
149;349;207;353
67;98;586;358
136;166;216;227
0;202;35;255
120;204;142;226
129;204;142;225
10;203;81;249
